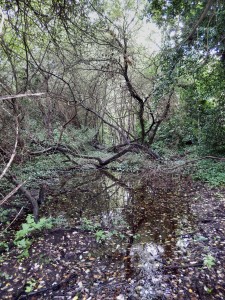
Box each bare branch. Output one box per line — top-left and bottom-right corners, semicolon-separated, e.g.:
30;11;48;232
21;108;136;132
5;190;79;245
0;92;45;101
0;117;19;180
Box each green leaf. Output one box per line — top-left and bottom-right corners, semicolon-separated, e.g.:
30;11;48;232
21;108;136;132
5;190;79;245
203;254;216;269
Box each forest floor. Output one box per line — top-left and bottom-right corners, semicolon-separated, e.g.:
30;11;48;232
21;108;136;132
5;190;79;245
0;163;225;300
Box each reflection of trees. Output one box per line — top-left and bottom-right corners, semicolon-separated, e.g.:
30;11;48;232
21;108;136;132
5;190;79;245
50;170;195;261
52;170;130;220
103;170;195;262
57;171;111;218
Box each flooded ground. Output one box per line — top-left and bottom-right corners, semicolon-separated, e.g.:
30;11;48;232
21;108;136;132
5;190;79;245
46;170;197;298
1;169;225;299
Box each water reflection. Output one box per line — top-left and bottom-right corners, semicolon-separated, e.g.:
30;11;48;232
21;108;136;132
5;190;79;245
46;169;196;298
50;169;195;246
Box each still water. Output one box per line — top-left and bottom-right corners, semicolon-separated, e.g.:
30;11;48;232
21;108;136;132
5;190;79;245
45;170;196;298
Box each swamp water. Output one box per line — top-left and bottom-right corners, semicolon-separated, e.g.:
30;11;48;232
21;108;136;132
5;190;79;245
43;170;197;299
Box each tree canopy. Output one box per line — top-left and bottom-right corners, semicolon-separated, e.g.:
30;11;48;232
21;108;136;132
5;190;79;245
0;0;224;165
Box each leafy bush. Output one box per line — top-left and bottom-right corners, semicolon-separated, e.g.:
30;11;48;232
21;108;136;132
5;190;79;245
14;214;53;257
0;241;8;252
15;215;53;240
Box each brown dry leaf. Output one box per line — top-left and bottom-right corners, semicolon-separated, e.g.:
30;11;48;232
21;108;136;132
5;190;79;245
123;256;131;260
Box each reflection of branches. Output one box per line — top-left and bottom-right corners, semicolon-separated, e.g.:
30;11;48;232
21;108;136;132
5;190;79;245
88;183;118;202
101;170;132;192
0;116;19;180
60;172;102;191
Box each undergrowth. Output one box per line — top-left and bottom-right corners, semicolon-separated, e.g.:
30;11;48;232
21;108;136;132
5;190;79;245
192;159;225;187
14;214;53;258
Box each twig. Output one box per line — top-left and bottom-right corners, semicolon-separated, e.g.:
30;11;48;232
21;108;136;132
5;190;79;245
2;207;24;232
0;180;26;206
56;113;77;146
14;272;77;300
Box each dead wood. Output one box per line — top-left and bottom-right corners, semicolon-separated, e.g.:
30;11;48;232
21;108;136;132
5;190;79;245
108;142;160;159
29;144;155;168
6;173;39;223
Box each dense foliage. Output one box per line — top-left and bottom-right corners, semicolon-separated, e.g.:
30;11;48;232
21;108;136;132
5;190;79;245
0;0;224;188
148;0;225;153
0;0;224;154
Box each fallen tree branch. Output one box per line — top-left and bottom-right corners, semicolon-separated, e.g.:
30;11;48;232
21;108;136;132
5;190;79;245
98;146;133;167
29;145;103;164
29;144;130;166
29;144;131;167
14;272;77;300
29;141;160;169
108;142;160;159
